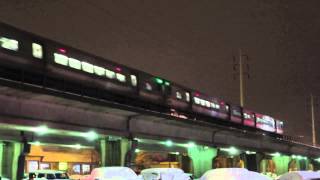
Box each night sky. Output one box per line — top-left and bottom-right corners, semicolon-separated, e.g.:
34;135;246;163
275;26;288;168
0;0;319;144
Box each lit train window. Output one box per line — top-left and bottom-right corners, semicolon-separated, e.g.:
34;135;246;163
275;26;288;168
211;103;219;109
69;58;81;70
130;75;137;86
194;97;200;105
94;65;105;76
205;101;211;108
0;37;18;51
82;62;94;74
32;43;43;59
200;99;206;106
185;92;190;102
116;73;126;82
244;113;250;119
176;92;182;99
54;53;68;66
145;82;152;91
106;69;116;79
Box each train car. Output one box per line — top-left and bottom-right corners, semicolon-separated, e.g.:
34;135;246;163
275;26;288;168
138;74;167;104
165;82;191;111
229;105;242;124
46;45;138;96
275;119;284;134
0;24;46;84
191;92;229;120
255;113;276;133
0;22;139;99
242;109;255;127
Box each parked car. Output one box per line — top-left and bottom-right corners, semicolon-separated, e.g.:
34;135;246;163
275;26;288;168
80;167;140;180
199;168;271;180
24;170;70;180
278;171;320;180
140;168;191;180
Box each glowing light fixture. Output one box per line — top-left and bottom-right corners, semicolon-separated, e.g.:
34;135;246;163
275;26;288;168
187;142;196;148
33;125;49;135
84;131;99;141
245;151;256;155
34;141;41;146
271;152;281;157
74;144;81;149
164;81;170;86
221;147;239;155
165;140;173;147
135;148;140;153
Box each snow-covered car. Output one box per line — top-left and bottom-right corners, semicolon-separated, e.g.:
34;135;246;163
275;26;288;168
199;168;271;180
25;170;70;180
278;171;320;180
80;167;140;180
140;168;191;180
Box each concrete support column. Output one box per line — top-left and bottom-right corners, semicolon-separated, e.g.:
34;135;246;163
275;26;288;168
120;139;130;166
1;142;23;180
0;141;3;177
99;138;132;167
100;139;107;166
272;155;291;175
188;146;217;178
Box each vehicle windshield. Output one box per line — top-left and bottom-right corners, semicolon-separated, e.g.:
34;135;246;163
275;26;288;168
55;173;69;179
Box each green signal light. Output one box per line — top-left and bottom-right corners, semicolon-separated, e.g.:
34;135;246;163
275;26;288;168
155;78;164;84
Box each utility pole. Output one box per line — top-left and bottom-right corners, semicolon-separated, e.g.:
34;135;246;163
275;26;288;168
239;49;244;107
311;94;316;146
233;49;250;107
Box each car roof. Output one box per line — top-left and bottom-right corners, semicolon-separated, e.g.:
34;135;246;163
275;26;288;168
29;170;66;174
278;171;320;180
200;168;271;180
141;168;184;174
91;166;138;178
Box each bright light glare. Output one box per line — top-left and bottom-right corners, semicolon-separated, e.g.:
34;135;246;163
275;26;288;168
187;142;196;148
84;131;99;141
165;140;173;147
34;141;41;146
74;144;81;149
33;125;49;135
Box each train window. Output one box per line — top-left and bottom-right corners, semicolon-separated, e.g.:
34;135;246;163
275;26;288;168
32;43;43;59
0;37;19;51
69;58;81;70
82;62;94;74
116;73;126;82
194;97;200;105
130;75;137;86
200;99;206;106
176;91;182;99
205;101;211;108
185;92;190;102
211;103;218;109
54;53;68;66
145;82;152;91
93;65;105;76
106;69;116;79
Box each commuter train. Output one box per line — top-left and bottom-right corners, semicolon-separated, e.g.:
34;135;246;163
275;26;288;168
0;22;284;135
